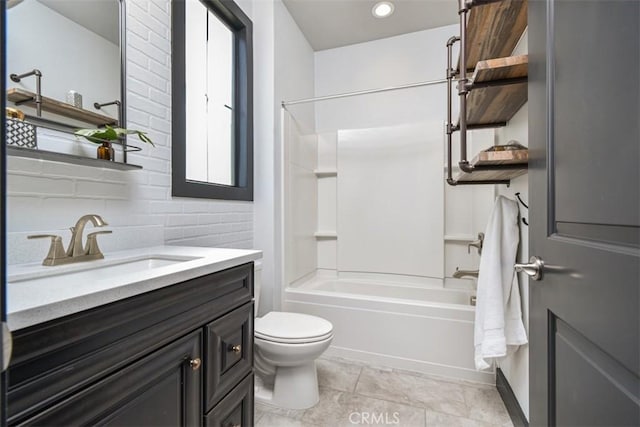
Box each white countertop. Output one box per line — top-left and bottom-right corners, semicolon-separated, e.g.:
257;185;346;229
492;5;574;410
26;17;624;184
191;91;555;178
7;246;262;331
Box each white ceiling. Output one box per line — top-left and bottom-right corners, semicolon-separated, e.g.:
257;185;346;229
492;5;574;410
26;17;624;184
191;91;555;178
38;0;120;45
282;0;458;51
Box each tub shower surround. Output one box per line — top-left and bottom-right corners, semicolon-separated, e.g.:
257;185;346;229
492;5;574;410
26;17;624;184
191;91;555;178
282;112;492;384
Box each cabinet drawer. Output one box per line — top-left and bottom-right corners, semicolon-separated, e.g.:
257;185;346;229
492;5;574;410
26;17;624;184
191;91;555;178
205;374;254;427
205;302;253;410
15;331;203;426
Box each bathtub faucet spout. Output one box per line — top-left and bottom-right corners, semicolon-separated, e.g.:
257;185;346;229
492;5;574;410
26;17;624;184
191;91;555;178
453;268;479;279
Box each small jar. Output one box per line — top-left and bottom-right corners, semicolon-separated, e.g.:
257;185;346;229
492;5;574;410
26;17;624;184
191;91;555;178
97;142;114;161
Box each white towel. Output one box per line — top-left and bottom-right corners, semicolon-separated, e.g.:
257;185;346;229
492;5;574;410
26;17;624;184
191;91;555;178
474;195;528;370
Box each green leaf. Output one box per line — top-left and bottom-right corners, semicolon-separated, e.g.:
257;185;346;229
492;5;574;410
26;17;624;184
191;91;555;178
74;127;118;144
74;126;155;146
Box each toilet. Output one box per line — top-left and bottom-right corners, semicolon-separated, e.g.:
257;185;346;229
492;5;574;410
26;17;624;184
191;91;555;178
253;261;333;410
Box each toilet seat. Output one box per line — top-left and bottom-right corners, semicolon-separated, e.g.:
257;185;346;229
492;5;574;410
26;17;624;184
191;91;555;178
255;312;333;344
255;331;334;344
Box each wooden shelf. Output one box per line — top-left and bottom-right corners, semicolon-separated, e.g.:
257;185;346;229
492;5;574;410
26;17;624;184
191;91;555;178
455;148;528;182
466;55;528;127
7;146;142;171
462;0;528;71
456;168;527;182
7;88;118;127
472;147;528;165
446;0;529;185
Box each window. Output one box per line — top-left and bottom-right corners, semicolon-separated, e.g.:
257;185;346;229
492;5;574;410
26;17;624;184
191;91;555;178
172;0;253;201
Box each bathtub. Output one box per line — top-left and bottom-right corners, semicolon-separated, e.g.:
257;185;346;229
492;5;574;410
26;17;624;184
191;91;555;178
283;274;494;384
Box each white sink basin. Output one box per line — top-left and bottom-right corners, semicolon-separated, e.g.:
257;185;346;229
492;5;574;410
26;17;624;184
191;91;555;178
8;255;201;288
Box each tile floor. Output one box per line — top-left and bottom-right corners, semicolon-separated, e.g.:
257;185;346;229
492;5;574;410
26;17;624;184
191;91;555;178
255;357;514;427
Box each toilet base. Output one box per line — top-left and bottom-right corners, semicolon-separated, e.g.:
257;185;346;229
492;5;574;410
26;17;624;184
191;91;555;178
255;361;319;410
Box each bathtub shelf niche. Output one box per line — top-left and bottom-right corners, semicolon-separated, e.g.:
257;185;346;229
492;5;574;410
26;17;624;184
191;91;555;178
314;169;337;178
444;234;478;242
314;231;337;239
445;0;529;186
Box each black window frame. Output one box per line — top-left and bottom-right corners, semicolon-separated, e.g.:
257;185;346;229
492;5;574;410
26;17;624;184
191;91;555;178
171;0;253;201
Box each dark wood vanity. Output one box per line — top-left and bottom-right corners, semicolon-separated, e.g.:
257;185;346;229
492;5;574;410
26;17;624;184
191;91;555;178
6;262;254;426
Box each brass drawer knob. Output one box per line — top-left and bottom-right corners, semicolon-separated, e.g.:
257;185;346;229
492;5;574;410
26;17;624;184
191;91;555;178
231;344;242;354
190;357;202;371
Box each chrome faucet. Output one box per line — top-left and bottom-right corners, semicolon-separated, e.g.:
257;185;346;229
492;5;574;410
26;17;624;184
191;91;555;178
453;268;479;279
28;214;112;266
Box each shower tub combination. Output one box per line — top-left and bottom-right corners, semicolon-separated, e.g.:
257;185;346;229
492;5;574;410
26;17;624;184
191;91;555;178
281;86;494;384
284;273;494;384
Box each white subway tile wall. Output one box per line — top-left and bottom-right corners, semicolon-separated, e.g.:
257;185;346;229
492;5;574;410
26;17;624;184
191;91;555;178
6;0;254;265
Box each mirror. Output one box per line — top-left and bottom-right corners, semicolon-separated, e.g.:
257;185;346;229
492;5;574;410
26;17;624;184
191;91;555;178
185;2;235;186
6;0;124;129
172;0;253;201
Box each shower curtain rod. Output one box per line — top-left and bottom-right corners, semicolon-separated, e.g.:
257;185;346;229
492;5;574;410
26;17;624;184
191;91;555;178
281;78;449;107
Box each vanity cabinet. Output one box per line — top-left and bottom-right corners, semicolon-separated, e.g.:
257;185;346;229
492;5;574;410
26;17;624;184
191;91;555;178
6;262;255;426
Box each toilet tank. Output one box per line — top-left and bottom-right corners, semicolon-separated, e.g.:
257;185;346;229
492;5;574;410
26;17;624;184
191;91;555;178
253;260;262;316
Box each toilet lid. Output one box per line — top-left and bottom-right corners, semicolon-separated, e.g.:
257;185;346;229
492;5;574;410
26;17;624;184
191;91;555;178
255;312;333;343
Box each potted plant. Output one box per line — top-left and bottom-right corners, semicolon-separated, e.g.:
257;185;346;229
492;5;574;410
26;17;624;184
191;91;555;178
74;125;154;161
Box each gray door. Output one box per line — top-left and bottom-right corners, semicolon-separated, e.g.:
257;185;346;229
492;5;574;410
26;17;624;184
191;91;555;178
529;0;639;425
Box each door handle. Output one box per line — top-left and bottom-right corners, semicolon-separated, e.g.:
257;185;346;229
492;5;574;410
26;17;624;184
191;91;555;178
515;256;545;281
2;322;12;372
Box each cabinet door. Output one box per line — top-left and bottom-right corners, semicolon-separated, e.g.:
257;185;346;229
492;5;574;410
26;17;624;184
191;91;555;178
17;331;202;426
205;302;253;410
205;374;253;427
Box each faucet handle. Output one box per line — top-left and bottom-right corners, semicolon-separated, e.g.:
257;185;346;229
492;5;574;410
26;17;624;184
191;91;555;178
467;232;485;255
28;234;61;240
86;230;112;257
27;234;67;266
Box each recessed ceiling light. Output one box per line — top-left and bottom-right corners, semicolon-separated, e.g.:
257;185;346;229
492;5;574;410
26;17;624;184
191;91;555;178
372;1;395;18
